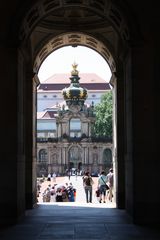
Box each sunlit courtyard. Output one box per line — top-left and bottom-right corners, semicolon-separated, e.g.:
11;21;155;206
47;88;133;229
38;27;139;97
37;175;116;208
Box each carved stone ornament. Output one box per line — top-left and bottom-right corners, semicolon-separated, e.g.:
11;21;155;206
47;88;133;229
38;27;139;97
69;104;81;113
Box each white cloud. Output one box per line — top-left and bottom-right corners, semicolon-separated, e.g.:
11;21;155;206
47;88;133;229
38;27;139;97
38;46;112;82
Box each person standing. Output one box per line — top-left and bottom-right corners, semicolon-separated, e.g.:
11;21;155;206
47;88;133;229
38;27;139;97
106;168;114;202
52;172;56;182
97;170;108;203
68;170;71;180
83;171;94;203
56;188;63;202
67;182;75;202
47;173;51;181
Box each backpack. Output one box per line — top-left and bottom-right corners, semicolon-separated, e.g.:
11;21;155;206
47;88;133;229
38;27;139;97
84;176;91;186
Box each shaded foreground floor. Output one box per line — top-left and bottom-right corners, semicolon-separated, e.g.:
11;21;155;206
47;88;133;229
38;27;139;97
1;203;160;240
0;176;160;240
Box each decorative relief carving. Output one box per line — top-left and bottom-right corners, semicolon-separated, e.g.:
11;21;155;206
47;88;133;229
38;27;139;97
68;34;81;39
86;41;97;49
51;38;63;45
52;41;63;49
68;39;81;43
33;32;116;74
39;47;48;60
86;37;97;44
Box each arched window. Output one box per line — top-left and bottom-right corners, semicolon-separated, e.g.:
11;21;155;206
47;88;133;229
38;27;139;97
39;149;47;162
69;146;82;169
70;118;81;137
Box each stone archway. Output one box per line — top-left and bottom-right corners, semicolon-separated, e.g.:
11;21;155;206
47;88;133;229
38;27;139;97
31;36;120;209
1;0;160;227
18;0;137;219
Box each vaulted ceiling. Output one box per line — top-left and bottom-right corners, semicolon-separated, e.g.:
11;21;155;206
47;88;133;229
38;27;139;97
18;0;131;73
1;0;142;73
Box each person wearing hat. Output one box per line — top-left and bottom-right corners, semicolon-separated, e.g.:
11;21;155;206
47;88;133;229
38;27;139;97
106;168;114;202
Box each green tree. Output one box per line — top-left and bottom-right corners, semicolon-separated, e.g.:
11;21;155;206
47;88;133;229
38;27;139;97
93;91;113;137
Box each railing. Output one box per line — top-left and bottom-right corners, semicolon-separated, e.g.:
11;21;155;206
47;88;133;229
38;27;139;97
37;137;58;143
37;136;112;143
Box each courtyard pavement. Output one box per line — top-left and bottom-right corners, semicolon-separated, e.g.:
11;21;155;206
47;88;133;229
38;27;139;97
37;175;115;206
0;176;160;240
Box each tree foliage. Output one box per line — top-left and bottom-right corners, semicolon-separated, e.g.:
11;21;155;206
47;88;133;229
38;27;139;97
93;91;113;138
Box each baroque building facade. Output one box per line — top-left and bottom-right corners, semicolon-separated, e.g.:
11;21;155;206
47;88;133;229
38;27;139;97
37;63;112;176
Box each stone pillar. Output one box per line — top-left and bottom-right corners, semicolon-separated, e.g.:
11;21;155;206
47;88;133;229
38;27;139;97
112;66;126;210
110;73;118;208
24;63;38;209
127;36;160;223
32;74;40;206
83;147;85;165
62;147;65;165
48;146;51;165
0;46;25;226
65;145;68;167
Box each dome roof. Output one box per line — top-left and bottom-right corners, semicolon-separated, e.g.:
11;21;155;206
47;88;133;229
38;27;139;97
62;63;88;107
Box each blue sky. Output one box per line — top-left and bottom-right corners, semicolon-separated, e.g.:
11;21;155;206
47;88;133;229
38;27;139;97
38;46;111;83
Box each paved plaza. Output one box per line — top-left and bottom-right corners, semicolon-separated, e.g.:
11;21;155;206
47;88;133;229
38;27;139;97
37;175;115;206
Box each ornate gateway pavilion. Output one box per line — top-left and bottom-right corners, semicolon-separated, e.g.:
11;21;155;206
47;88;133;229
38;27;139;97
37;63;112;176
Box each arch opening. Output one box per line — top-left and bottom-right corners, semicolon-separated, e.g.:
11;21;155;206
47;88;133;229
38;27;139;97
36;43;116;206
20;0;131;216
